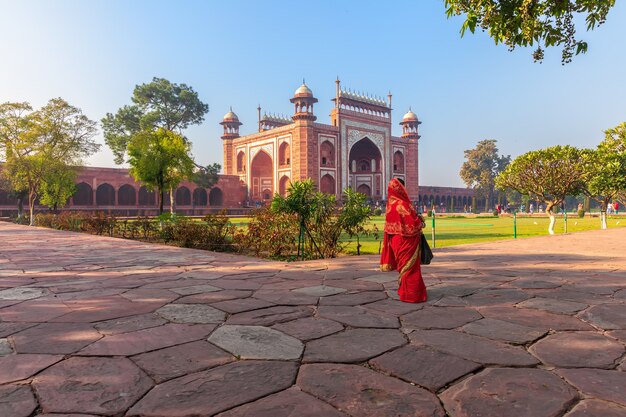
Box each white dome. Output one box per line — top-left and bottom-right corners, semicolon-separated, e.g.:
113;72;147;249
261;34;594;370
223;110;239;121
402;109;418;122
294;83;313;97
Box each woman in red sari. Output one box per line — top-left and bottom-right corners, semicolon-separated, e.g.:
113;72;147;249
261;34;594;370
380;178;427;303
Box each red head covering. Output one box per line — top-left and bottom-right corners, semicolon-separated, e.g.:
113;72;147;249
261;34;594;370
384;178;422;236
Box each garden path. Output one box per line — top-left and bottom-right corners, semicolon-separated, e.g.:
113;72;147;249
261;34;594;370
0;222;625;416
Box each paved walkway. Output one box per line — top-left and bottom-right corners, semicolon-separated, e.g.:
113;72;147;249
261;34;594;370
0;222;625;417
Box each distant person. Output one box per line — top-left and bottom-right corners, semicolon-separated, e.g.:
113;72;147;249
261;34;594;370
380;178;427;303
529;203;534;214
615;201;619;214
607;202;614;215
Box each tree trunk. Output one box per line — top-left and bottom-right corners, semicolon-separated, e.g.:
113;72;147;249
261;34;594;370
600;199;608;230
484;191;490;212
158;188;164;215
28;190;36;226
16;195;24;224
546;203;556;235
169;186;175;215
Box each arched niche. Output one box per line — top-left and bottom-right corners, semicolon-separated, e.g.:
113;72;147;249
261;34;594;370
117;184;136;206
96;183;115;206
73;182;93;206
209;187;223;206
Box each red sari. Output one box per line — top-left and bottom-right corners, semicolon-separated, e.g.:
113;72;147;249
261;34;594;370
380;179;427;303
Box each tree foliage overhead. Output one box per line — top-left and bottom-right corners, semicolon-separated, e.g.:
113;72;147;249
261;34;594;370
460;139;510;210
102;77;209;164
444;0;616;63
0;99;99;224
193;162;222;189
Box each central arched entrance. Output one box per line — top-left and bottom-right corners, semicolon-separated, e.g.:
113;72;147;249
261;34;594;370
349;137;383;199
250;150;273;201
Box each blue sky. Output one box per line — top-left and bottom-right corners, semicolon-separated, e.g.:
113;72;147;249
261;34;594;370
1;0;625;187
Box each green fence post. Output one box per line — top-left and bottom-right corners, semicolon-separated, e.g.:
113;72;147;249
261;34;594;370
513;211;517;239
431;212;436;248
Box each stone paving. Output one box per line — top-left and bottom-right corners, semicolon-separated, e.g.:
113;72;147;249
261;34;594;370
0;222;625;417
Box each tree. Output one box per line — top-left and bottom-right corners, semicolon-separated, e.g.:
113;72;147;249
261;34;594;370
582;122;626;228
444;0;616;63
193;162;221;189
39;163;77;213
0;99;99;225
460;139;510;211
102;77;208;164
339;187;376;255
496;145;587;234
127;129;195;214
102;77;209;213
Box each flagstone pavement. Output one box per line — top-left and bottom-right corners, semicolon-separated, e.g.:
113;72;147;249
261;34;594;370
0;221;625;417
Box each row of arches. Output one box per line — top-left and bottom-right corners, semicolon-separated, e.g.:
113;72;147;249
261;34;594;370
418;194;476;211
72;183;224;207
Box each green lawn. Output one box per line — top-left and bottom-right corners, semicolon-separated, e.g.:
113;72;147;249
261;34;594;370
349;214;625;254
225;214;625;255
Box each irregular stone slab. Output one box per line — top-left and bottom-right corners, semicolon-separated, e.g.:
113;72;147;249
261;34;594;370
209;325;303;360
0;286;48;300
0;338;13;356
211;297;274;313
402;307;482;330
318;291;386;306
210;279;263;290
607;329;626;343
479;306;593;331
318;305;399;328
80;323;215;356
0;298;71;322
530;331;625;368
31;414;95;417
10;322;101;354
0;384;37;417
358;273;398;283
227;306;313;326
556;368;626;406
93;313;167;335
293;285;346;297
303;328;406;363
298;363;445;417
370;345;481;391
131;340;234;382
461;318;547;344
170;284;221;295
127;361;298;417
0;353;63;384
324;278;382;291
579;304;626;330
52;295;165;323
253;290;318;306
409;330;538;366
441;368;577;417
463;288;531;307
215;387;349;417
564;399;626;417
518;297;587;314
177;289;252;304
156;303;226;323
511;279;562;289
272;317;344;341
362;298;424;315
33;356;153;416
